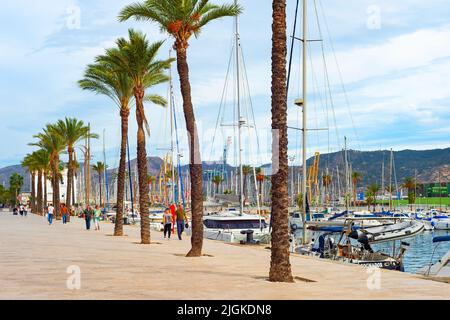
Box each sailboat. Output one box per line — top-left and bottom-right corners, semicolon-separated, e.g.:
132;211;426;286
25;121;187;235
202;0;270;244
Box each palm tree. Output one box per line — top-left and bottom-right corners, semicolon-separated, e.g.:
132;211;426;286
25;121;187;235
366;189;375;211
80;54;135;237
31;125;66;219
367;183;380;212
351;172;363;206
9;173;24;206
269;0;293;282
22;154;37;213
255;167;265;205
53;118;97;208
93;162;106;206
212;175;223;195
402;177;417;209
322;174;332;205
33;149;50;215
99;29;172;244
241;165;252;202
119;0;241;256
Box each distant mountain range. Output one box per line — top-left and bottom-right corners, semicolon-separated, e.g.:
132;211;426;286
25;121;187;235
1;148;449;192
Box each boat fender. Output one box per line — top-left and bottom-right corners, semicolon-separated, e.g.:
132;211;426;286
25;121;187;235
349;230;364;240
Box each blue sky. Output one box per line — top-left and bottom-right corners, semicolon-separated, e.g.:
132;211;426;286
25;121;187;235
0;0;449;169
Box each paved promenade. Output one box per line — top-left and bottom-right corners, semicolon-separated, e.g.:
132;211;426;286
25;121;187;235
0;211;448;300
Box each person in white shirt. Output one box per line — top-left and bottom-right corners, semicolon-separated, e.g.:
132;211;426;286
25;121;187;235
47;204;55;225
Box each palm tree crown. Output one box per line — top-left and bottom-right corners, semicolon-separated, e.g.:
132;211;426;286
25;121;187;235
119;0;242;51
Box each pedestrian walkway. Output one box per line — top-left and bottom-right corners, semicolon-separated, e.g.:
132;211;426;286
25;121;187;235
0;212;448;299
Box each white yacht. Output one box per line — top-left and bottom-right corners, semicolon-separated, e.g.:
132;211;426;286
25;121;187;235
289;211;327;230
203;208;270;243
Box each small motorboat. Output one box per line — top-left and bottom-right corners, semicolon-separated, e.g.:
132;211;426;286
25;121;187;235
348;220;425;244
296;227;410;271
431;216;450;230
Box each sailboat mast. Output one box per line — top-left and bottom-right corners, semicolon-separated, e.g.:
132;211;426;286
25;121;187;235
235;0;244;215
301;0;308;244
84;123;91;206
344;137;349;213
381;153;384;208
103;128;109;206
168;54;176;204
389;148;393;211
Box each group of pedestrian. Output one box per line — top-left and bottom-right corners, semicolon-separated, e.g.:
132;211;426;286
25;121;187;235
45;203;71;225
163;203;189;240
12;204;28;217
43;200;190;241
83;205;102;231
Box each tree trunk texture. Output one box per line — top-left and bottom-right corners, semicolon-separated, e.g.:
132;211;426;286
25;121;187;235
53;158;61;219
135;87;151;244
66;148;74;208
30;172;36;213
176;48;204;257
37;170;43;215
114;109;129;236
99;174;102;206
269;0;294;283
43;172;47;209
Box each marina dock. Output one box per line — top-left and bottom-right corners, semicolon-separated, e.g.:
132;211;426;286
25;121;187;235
0;212;448;300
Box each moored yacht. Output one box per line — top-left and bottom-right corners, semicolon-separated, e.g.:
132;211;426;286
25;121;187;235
203;208;270;243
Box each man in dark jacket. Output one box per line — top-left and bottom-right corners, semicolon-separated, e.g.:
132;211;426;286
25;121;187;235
83;205;93;230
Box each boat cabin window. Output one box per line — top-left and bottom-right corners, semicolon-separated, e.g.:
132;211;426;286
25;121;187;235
204;219;267;229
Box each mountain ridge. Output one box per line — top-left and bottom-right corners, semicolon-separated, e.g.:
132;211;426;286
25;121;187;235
1;147;449;191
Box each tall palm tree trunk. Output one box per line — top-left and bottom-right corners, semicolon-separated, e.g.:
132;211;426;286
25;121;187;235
135;88;151;244
176;49;204;257
258;180;263;206
43;172;48;209
98;174;102;206
31;172;36;213
37;170;43;215
114;110;129;236
269;0;294;283
52;158;61;219
66;148;74;208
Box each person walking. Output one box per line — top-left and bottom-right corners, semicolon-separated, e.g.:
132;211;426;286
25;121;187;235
170;203;176;234
83;205;93;230
94;205;102;231
23;204;28;217
47;204;55;225
163;208;173;240
175;204;189;240
19;204;24;216
61;204;69;224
